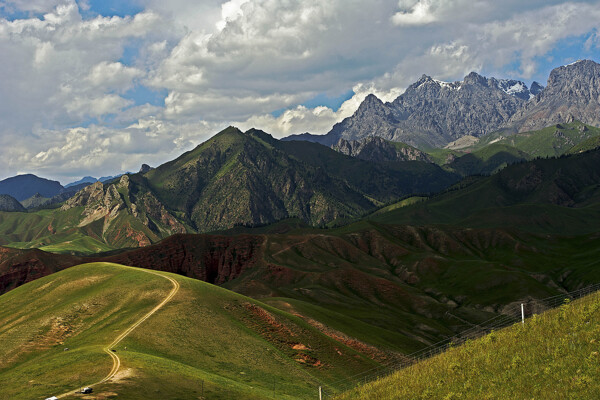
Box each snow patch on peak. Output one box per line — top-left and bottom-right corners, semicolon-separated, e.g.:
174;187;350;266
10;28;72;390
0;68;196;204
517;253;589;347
500;80;526;95
433;78;461;90
565;59;585;67
496;79;531;100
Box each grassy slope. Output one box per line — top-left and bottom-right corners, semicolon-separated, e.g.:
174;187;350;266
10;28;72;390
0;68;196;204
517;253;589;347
429;121;600;176
475;121;600;157
337;291;600;400
568;135;600;154
369;148;600;234
0;263;380;400
246;223;600;351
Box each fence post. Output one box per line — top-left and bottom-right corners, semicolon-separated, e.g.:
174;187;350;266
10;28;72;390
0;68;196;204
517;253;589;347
319;386;322;400
521;303;525;325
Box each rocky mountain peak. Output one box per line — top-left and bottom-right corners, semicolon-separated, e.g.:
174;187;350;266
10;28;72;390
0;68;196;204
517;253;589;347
494;79;531;101
509;59;600;132
0;194;25;212
530;81;544;96
546;59;600;92
358;93;385;110
463;71;488;86
332;136;432;163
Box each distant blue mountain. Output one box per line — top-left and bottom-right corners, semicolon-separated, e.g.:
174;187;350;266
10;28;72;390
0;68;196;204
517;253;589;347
65;174;123;188
64;176;97;188
0;174;63;201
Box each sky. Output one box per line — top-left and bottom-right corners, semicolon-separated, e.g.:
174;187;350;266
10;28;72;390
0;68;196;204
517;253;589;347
0;0;599;184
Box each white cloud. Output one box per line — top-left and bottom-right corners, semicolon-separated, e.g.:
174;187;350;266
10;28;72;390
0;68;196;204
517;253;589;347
0;0;68;14
236;83;403;137
65;94;133;118
0;1;165;131
2;0;600;182
9;119;224;183
85;61;144;92
392;0;437;26
216;0;250;30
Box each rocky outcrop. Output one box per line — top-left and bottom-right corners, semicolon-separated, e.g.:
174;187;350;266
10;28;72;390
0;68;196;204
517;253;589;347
315;72;536;149
0;194;26;212
332;136;432;162
0;247;81;294
289;61;600;149
100;234;265;285
60;175;185;245
61;181;126;226
509;60;600;132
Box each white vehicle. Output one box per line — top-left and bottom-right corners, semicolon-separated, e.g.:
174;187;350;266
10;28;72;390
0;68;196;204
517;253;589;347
81;387;93;394
45;397;58;400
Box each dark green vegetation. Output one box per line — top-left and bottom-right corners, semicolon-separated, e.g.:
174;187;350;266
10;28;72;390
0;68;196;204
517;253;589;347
0;127;457;253
338;291;600;399
144;127;456;231
2;148;600;366
0;263;384;400
429;121;600;176
373;147;600;234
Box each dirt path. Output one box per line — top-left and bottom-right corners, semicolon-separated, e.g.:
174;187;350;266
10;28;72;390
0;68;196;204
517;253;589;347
56;266;180;399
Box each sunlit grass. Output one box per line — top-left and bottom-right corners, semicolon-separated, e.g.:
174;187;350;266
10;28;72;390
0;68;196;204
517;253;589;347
337;292;600;399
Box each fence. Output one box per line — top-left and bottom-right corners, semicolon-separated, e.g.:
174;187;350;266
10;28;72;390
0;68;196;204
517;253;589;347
316;282;600;399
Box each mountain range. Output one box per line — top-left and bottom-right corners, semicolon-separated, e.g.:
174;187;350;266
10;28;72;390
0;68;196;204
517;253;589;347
0;126;458;251
2;147;600;360
286;59;600;149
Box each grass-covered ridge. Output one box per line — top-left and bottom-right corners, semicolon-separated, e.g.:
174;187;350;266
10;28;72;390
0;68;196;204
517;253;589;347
426;121;600;176
0;262;386;400
337;290;600;399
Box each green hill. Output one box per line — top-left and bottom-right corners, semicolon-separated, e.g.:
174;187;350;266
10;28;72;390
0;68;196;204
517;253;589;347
0;263;385;400
144;127;457;231
430;121;600;176
337;290;600;399
0;127;457;254
568;135;600;154
371;147;600;234
476;121;600;157
2;149;600;372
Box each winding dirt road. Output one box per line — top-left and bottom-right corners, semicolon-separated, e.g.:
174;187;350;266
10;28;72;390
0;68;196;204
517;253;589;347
56;266;180;399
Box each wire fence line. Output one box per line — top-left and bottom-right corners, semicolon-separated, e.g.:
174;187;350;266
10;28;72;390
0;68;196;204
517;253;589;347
316;282;600;399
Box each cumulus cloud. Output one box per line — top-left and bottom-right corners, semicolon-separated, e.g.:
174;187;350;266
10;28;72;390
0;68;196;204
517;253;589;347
0;0;68;14
2;0;600;182
392;0;438;26
8;119;224;183
0;1;165;132
237;83;403;137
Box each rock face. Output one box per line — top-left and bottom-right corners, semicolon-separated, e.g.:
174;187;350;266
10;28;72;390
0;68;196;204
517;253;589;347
0;247;81;294
101;234;264;285
324;73;534;148
509;60;600;132
332;136;432;162
61;175;185;247
0;194;26;212
287;60;600;150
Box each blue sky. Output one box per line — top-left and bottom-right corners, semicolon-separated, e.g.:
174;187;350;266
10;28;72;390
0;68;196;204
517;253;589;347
0;0;599;182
